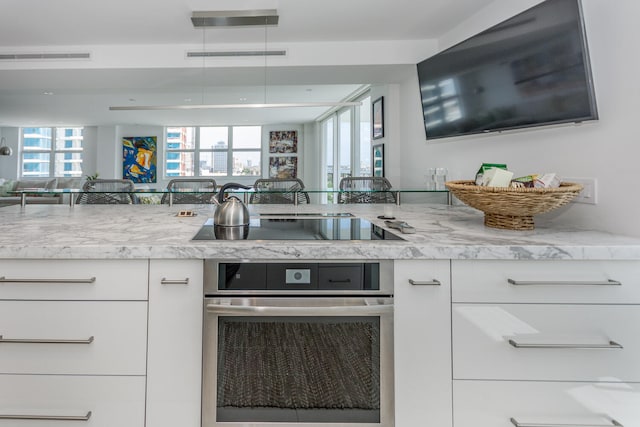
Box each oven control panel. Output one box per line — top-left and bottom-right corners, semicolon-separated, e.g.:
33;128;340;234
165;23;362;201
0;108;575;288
205;261;393;294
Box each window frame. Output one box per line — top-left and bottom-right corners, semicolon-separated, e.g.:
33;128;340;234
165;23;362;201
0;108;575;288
164;125;262;179
319;92;372;202
20;126;84;178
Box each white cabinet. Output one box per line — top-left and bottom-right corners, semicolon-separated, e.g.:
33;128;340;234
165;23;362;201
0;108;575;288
0;259;148;427
0;375;146;427
0;300;147;375
0;259;148;300
451;260;640;427
452;260;640;304
394;260;452;427
454;380;638;427
146;259;203;427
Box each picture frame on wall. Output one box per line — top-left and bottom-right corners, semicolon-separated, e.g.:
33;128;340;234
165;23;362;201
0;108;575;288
372;96;384;140
372;143;384;177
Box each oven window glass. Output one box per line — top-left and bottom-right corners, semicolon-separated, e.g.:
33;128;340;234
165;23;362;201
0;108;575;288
216;316;381;423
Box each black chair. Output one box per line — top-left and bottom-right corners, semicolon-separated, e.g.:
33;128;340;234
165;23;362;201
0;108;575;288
249;178;310;204
76;179;138;204
160;178;217;204
338;177;397;204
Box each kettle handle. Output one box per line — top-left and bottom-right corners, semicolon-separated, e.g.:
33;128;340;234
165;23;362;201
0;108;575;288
218;182;252;203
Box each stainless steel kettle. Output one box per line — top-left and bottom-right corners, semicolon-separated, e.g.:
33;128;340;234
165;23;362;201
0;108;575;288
213;183;252;227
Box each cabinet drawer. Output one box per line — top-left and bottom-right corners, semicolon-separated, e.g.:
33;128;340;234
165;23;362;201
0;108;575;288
452;260;640;304
0;259;148;300
0;301;147;375
454;380;637;427
0;374;145;427
453;304;640;382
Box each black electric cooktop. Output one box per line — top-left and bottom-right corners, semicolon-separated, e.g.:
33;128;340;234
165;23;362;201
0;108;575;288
192;217;404;241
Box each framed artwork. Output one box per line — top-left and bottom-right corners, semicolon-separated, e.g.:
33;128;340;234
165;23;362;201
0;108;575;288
372;143;384;177
269;156;298;179
123;136;157;183
372;96;384;140
269;130;298;153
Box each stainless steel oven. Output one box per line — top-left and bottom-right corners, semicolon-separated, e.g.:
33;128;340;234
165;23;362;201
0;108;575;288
203;260;394;427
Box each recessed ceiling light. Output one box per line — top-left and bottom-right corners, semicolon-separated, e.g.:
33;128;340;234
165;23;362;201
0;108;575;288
43;91;54;95
239;97;248;102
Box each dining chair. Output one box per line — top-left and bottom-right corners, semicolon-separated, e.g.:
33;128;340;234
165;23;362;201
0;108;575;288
75;179;138;204
338;176;397;204
160;178;217;204
249;178;310;204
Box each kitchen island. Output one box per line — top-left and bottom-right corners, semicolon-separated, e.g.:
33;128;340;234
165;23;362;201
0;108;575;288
1;203;639;260
1;203;639;427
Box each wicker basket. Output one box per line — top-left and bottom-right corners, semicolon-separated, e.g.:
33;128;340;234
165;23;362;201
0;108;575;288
445;180;583;230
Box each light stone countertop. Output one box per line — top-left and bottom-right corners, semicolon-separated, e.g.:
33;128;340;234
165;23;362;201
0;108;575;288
1;203;639;260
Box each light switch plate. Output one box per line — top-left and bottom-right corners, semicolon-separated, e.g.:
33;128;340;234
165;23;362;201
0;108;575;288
566;177;597;204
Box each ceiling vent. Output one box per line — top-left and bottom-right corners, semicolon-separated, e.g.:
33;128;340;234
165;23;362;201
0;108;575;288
0;52;91;61
187;50;286;58
191;10;278;27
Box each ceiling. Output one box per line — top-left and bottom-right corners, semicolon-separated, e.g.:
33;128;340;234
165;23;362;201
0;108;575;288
0;0;498;127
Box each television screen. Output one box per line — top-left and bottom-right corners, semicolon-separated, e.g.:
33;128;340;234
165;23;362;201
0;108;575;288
416;0;598;140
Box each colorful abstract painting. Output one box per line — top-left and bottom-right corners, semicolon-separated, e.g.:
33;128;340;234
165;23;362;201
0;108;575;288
269;156;297;179
123;136;157;183
269;130;298;153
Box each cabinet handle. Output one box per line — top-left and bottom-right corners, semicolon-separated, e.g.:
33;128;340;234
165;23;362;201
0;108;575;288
0;335;94;345
508;339;623;350
0;411;92;421
0;276;96;284
160;278;189;285
328;279;351;283
510;417;622;427
409;279;441;286
507;279;621;286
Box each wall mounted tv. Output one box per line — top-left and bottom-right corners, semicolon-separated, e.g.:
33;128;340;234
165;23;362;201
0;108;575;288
416;0;598;140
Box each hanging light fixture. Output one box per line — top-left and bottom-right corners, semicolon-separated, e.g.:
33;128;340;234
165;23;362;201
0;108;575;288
0;137;12;156
109;9;360;111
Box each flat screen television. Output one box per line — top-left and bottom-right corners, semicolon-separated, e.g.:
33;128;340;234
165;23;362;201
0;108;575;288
416;0;598;140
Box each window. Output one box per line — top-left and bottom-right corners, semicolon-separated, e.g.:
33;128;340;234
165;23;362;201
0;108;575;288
165;126;261;178
21;127;84;178
320;94;371;202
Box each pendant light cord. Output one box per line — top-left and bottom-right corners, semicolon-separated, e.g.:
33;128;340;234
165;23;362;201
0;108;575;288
201;28;206;105
264;17;268;104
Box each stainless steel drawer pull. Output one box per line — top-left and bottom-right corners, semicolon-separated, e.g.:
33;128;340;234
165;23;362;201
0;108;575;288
510;417;622;427
0;276;96;284
0;411;92;421
409;279;441;286
160;277;189;285
507;279;621;286
508;339;623;350
0;335;94;345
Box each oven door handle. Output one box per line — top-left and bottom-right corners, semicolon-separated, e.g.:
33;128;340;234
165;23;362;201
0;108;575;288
206;301;393;316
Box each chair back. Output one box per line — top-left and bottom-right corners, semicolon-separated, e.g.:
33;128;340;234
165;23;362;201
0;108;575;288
161;178;217;204
338;177;397;204
76;179;138;204
249;178;310;204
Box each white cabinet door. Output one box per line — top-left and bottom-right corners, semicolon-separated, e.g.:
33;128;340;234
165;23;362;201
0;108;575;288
0;300;147;375
453;303;640;382
454;379;638;427
452;260;640;304
146;259;203;427
0;259;148;301
394;260;452;427
0;374;145;427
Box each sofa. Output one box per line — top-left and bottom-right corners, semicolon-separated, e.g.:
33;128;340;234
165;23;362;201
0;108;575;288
0;177;84;206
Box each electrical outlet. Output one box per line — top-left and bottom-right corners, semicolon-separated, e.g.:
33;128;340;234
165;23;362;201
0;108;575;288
566;177;597;204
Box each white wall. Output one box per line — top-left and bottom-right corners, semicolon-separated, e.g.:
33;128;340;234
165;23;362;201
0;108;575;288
396;0;640;237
